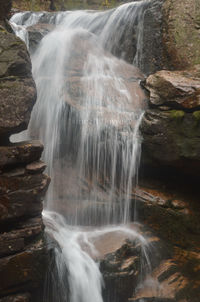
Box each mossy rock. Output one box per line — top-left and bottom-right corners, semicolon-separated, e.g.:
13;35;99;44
170;110;185;120
163;0;200;69
193;110;200;120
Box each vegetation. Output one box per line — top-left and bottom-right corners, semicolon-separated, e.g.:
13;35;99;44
170;110;185;120
12;0;121;11
193;110;200;121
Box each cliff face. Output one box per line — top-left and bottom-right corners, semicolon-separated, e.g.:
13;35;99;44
162;0;200;70
134;0;200;177
0;2;50;302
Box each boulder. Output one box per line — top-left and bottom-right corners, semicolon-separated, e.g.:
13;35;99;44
144;69;200;110
27;23;55;54
140;67;200;176
162;0;200;69
91;221;195;302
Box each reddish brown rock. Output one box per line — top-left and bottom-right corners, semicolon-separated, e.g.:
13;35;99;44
0;217;43;257
144;69;200;110
0;239;47;297
25;160;46;174
0;141;43;168
0;16;49;302
0;293;30;302
0;0;12;21
0;169;50;223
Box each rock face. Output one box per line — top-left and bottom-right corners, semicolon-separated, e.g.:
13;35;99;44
0;26;36;142
162;0;200;70
0;3;50;302
0;0;12;21
138;0;166;74
27;23;55;54
136;0;200;73
140;67;200;176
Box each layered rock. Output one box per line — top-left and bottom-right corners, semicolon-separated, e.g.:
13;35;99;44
140;67;200;176
130;177;200;302
0;25;36;142
95;179;200;302
0;3;50;301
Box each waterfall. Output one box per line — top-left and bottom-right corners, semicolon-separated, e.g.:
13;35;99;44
10;2;152;302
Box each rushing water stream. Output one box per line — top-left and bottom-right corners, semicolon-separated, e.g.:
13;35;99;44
11;2;154;301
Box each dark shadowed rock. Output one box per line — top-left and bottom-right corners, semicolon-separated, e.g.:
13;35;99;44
140;0;166;74
0;239;47;297
0;13;49;302
0;217;43;257
0;0;12;21
0;293;30;302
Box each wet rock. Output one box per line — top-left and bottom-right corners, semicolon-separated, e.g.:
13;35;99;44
0;13;49;302
0;239;47;297
27;23;55;54
0;167;50;223
61;32;146;116
100;237;141;302
0;293;30;302
0;141;43;168
25;160;46;174
0;217;43;256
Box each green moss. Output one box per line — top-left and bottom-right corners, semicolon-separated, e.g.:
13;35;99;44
193;110;200;120
170;110;185;119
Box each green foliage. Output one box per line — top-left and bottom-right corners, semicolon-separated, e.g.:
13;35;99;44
13;0;120;11
193;110;200;121
170;110;185;120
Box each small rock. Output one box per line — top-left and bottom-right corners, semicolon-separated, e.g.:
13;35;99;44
26;161;46;174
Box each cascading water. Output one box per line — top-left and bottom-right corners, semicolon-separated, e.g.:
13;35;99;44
10;2;154;301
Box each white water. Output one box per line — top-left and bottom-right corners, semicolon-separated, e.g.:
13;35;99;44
11;2;151;302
